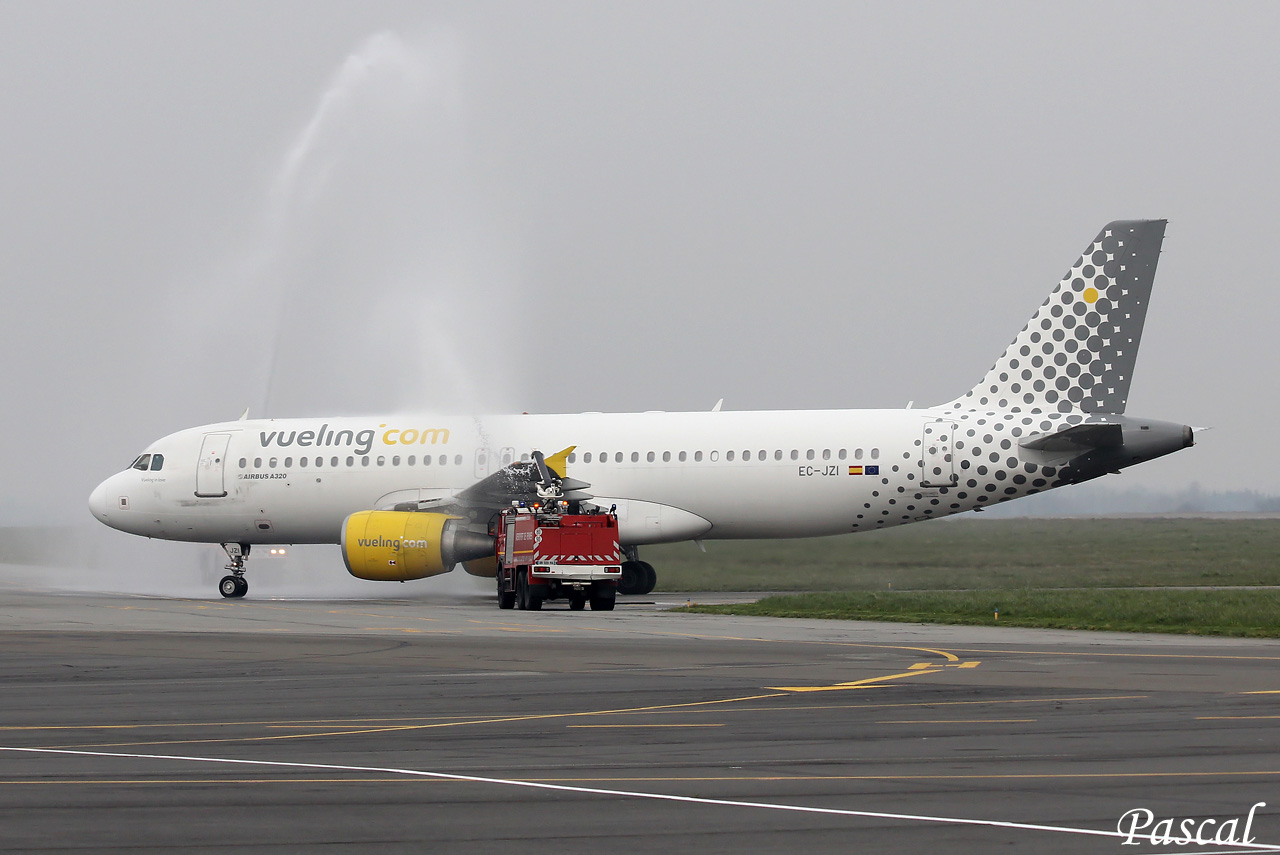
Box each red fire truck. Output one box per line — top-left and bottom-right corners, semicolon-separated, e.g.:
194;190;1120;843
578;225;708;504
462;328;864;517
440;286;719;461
495;506;622;611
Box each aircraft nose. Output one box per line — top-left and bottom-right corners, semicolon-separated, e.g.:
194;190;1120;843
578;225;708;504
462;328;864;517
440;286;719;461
88;479;111;523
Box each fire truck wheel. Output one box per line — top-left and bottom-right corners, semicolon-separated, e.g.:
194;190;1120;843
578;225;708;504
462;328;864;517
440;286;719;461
589;589;616;611
618;561;644;595
526;590;544;610
638;561;657;595
569;597;586;611
498;590;516;609
516;573;528;610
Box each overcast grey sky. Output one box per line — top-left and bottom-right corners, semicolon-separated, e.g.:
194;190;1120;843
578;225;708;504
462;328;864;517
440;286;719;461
2;1;1277;524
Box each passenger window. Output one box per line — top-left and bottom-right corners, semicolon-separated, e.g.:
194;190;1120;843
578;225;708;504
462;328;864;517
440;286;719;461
331;457;338;467
269;458;278;468
774;450;783;461
855;448;863;460
871;448;880;460
710;451;719;462
694;451;703;462
647;451;655;462
806;449;815;461
301;457;309;467
822;449;831;461
584;453;593;463
454;455;462;465
407;455;414;465
630;452;639;463
615;452;623;463
790;450;799;461
284;457;292;468
346;456;354;467
662;451;671;462
568;453;577;463
362;457;370;466
726;450;735;461
377;456;386;466
758;450;766;461
254;458;262;469
838;449;847;460
133;454;151;471
678;451;687;462
239;458;247;469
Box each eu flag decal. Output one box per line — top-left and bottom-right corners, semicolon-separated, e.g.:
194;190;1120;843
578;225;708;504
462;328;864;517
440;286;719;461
866;465;880;475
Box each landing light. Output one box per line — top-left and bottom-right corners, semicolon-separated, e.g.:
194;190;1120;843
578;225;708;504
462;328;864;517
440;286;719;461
269;548;287;556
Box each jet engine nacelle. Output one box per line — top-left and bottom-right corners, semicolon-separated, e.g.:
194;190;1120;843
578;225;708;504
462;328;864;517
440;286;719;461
341;511;494;582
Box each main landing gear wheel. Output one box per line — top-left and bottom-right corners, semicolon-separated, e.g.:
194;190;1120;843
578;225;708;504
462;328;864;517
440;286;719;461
618;561;643;596
219;542;251;599
638;561;657;595
219;575;247;599
618;560;658;596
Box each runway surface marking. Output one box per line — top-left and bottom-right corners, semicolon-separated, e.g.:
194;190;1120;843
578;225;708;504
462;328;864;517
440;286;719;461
37;692;791;749
0;693;1149;735
768;667;953;692
34;652;983;750
3;746;1277;852
7;769;1280;785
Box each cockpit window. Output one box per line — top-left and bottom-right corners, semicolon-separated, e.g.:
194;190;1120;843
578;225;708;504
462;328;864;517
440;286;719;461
131;454;152;471
149;454;164;471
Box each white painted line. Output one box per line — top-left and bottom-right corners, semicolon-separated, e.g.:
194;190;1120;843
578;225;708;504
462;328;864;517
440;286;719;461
1;746;1276;850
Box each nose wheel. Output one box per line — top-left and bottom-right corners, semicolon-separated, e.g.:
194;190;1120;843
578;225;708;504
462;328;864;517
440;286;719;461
219;575;248;598
219;542;250;599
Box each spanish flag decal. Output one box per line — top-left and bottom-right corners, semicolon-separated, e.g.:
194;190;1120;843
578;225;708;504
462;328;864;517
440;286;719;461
848;465;863;475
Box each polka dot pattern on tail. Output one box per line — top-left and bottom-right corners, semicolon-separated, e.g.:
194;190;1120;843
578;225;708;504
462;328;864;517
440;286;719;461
951;220;1166;416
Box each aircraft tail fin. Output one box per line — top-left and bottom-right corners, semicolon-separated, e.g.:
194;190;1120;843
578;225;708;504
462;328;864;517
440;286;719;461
951;220;1166;416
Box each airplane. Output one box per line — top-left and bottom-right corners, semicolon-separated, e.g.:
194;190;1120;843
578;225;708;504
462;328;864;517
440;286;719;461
89;220;1194;601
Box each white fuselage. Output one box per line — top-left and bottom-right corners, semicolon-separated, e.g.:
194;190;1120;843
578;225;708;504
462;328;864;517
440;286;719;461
89;408;968;546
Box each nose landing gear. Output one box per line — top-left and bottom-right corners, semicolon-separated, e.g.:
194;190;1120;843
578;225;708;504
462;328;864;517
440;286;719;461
219;542;250;599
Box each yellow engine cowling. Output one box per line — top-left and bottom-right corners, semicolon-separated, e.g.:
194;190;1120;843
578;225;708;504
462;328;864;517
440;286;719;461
341;511;494;582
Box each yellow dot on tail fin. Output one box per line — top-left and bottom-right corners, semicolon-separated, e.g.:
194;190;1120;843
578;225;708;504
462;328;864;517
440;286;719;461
1083;287;1099;303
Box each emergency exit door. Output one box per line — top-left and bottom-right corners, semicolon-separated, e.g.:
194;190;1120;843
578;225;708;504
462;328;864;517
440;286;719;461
195;434;232;498
921;422;958;487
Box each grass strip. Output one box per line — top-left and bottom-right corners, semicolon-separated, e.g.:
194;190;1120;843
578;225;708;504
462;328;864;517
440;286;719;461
682;588;1280;637
647;519;1280;592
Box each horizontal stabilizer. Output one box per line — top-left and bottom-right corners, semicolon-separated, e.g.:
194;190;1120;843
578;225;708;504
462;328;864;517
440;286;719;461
1020;422;1123;453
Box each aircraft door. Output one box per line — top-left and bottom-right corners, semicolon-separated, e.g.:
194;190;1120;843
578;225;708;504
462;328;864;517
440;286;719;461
195;433;232;498
920;422;958;487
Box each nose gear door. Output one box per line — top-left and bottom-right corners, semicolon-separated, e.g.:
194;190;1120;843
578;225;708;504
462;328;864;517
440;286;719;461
921;421;957;488
195;434;232;498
